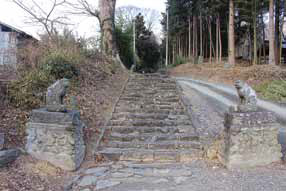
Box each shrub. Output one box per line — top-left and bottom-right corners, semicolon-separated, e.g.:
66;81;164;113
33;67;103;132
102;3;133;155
9;69;54;108
41;52;79;80
9;30;85;109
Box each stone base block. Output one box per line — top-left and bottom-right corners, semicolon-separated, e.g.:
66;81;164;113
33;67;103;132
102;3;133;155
219;111;282;169
0;149;20;168
26;109;86;171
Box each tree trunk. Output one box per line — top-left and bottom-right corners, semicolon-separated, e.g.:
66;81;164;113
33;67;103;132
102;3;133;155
219;17;222;64
216;16;219;64
261;11;266;64
253;0;257;65
179;35;182;56
208;17;212;65
165;9;169;67
195;17;199;57
275;0;280;65
269;0;276;65
99;0;117;56
200;13;203;57
193;16;195;57
280;0;286;65
228;0;236;66
189;16;192;58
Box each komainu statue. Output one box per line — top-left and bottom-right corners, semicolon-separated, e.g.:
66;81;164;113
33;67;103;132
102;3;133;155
233;80;258;112
46;78;70;112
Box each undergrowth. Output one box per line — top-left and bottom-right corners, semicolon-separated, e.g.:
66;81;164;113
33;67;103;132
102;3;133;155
255;80;286;103
8;30;95;109
167;56;187;68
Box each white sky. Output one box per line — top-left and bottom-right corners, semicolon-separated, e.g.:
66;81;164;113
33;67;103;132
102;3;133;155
0;0;166;38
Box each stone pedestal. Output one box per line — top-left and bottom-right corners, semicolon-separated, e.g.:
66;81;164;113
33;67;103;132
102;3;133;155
219;111;282;169
26;109;86;171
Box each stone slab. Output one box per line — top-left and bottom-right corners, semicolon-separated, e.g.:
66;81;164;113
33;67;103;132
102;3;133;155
0;149;20;167
224;111;278;131
96;180;121;190
78;175;97;187
30;109;80;125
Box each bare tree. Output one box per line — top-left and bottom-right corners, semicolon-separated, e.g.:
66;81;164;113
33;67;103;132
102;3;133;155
11;0;69;37
116;6;160;31
67;0;117;56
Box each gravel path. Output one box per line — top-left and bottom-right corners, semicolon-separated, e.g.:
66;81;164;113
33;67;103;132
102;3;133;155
179;82;225;140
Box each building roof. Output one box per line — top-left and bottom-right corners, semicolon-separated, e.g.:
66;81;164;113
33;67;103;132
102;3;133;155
0;20;34;39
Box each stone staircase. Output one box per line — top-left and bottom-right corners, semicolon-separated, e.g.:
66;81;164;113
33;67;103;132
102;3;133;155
97;73;202;162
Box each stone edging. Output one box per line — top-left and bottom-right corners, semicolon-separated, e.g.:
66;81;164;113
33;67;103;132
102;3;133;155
94;73;131;153
173;77;201;135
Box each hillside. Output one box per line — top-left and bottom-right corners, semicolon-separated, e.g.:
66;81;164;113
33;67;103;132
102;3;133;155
0;58;128;190
169;62;286;103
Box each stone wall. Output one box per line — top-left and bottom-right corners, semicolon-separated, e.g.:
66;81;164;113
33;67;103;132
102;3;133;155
26;109;85;171
218;111;282;169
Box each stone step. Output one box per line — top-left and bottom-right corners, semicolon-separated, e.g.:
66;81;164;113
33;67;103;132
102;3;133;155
109;132;199;142
130;77;170;81
96;73;202;164
105;141;202;150
116;103;182;109
127;81;176;85
106;126;185;134
131;77;170;80
117;101;181;107
97;148;202;162
108;119;192;127
115;105;184;111
126;85;177;89
127;82;175;86
113;109;186;115
124;88;177;92
119;97;180;103
122;94;179;99
112;113;189;121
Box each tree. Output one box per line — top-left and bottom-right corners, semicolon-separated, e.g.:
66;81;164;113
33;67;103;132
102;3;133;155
68;0;117;57
11;0;68;38
98;0;117;56
116;6;160;31
115;25;133;68
228;0;236;66
269;0;276;65
134;14;160;71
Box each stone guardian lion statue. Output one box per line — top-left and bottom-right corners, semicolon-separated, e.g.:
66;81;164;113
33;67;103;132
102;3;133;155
46;78;70;112
233;80;258;112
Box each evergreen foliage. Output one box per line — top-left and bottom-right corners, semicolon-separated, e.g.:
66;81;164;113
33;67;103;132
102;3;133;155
163;0;286;66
